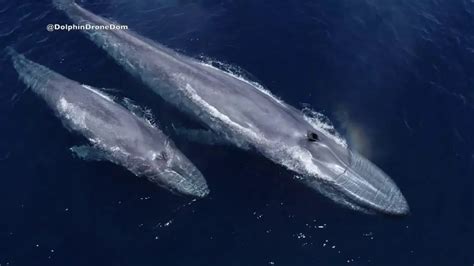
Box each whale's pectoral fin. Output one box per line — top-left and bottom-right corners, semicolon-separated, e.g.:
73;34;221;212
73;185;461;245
70;145;110;162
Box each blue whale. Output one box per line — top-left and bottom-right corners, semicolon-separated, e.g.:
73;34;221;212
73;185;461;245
53;0;409;214
8;48;209;198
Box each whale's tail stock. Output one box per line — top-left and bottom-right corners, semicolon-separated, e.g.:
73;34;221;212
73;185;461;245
5;46;27;72
5;46;19;58
5;47;55;94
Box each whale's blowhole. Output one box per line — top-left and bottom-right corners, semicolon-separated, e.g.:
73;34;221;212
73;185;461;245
307;131;319;142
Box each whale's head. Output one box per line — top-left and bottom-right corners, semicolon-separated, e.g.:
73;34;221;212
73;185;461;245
144;146;210;198
280;128;409;215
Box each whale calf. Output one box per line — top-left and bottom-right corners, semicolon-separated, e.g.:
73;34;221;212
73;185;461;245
8;48;209;198
53;0;409;214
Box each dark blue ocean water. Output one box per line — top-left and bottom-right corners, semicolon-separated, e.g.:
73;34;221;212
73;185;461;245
1;0;473;265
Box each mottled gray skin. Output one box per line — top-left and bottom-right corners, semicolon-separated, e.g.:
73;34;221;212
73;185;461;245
9;49;209;198
54;0;409;214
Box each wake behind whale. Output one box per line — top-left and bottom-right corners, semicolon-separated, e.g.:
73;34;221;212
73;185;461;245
8;48;209;198
53;0;409;215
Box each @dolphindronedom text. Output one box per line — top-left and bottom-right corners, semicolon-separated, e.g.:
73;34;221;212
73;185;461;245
46;23;129;32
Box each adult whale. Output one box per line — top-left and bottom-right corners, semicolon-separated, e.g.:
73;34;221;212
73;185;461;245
8;48;209;198
53;0;409;214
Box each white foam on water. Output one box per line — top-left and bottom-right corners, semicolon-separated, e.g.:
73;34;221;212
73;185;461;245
121;97;158;129
199;59;287;107
109;145;131;157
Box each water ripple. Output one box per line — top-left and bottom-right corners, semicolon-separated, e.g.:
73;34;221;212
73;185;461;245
0;24;19;37
31;10;51;22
